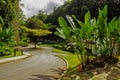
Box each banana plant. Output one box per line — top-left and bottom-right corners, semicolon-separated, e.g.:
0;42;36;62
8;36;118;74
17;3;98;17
56;11;96;70
55;17;72;41
94;5;109;57
72;11;97;66
95;5;120;59
55;5;120;71
107;17;120;57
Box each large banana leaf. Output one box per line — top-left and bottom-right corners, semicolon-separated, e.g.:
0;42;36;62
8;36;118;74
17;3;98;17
102;5;108;18
86;25;96;36
84;11;91;25
66;15;77;31
72;15;84;28
0;16;4;26
108;17;117;33
55;28;66;39
58;17;71;39
72;15;84;38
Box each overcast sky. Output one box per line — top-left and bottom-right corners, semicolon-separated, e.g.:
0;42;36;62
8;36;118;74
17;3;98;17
20;0;66;18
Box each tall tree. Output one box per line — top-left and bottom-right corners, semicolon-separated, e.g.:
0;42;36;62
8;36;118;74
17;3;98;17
21;26;52;48
13;0;20;44
45;0;120;26
25;17;49;29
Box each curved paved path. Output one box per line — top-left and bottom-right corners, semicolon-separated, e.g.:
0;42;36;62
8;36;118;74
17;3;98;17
0;47;66;80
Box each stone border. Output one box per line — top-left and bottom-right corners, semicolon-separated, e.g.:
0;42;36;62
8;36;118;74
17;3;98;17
0;52;32;64
54;55;69;74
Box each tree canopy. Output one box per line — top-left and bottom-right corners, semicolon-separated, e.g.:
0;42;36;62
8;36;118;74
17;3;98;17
21;26;52;48
21;26;52;36
25;17;49;29
45;0;120;26
0;0;16;28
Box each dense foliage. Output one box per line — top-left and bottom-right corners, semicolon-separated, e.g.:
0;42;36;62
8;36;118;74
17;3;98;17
0;0;19;56
56;5;120;71
0;27;15;56
28;0;120;44
25;17;49;29
45;0;120;26
0;0;15;28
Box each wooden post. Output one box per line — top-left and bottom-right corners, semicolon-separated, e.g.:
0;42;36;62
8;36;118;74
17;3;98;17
14;47;18;56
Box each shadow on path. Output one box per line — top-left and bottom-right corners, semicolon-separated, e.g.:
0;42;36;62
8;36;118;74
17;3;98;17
29;68;65;80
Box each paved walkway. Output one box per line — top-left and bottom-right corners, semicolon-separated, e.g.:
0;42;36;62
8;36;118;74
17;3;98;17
0;46;66;80
0;45;120;80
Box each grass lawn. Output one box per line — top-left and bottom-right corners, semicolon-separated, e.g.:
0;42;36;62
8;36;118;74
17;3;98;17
0;51;23;59
52;49;80;74
38;43;62;47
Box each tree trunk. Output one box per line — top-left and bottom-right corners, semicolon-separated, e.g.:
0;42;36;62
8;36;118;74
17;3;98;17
34;41;37;48
34;36;37;48
13;0;20;44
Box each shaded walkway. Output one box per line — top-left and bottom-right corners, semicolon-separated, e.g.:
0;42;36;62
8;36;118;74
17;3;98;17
0;47;66;80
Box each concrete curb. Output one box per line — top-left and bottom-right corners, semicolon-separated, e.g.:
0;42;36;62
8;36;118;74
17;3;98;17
55;55;69;70
54;54;69;75
55;55;69;80
0;52;32;64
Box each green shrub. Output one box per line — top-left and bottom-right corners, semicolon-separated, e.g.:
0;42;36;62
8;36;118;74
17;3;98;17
20;41;29;47
20;37;30;47
0;42;13;56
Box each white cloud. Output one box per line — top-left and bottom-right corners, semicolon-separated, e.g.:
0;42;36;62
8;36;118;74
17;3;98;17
20;0;66;18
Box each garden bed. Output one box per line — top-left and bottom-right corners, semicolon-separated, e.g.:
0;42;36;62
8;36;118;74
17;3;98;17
53;48;120;72
0;51;23;59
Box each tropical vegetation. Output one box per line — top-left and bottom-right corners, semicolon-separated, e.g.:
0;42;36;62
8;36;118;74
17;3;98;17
0;0;120;76
0;0;52;57
55;5;120;71
0;0;17;57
